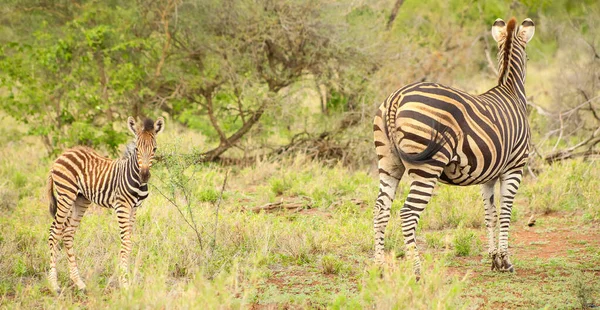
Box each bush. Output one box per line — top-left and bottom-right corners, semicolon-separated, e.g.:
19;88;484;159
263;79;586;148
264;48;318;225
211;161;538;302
198;188;220;203
453;228;480;257
571;271;595;309
321;255;344;275
269;177;292;196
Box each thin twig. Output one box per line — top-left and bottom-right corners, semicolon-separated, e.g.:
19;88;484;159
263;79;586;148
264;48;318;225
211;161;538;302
551;113;564;153
210;170;229;252
151;184;205;249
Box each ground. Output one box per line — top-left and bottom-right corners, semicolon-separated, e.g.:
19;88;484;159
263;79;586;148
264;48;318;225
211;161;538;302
247;206;600;309
1;132;599;309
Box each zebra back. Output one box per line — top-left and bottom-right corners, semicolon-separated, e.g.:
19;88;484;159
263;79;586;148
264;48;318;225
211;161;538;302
381;18;535;186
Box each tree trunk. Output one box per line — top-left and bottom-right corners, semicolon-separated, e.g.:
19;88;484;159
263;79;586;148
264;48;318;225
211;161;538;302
200;102;268;162
386;0;405;30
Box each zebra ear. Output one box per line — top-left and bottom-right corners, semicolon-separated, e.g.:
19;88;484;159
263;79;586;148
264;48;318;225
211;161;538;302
154;117;165;135
491;18;506;42
127;117;137;136
519;18;535;43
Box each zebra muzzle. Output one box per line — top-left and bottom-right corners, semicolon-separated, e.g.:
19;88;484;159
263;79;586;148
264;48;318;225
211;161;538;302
140;169;151;183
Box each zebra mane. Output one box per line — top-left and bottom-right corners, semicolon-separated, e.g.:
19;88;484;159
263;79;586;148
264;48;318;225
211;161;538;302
122;140;136;159
142;118;155;132
498;17;517;85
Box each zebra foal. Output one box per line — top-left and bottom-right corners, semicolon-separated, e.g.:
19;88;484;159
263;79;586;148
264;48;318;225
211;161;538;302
373;18;535;279
47;117;164;293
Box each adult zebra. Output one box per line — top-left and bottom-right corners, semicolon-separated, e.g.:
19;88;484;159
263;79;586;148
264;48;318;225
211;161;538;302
372;17;535;278
47;117;164;293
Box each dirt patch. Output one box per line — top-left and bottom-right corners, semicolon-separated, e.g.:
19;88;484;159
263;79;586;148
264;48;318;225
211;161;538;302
512;222;600;260
445;212;600;281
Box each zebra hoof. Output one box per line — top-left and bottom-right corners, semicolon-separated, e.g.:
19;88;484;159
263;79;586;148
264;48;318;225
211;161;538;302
491;254;502;271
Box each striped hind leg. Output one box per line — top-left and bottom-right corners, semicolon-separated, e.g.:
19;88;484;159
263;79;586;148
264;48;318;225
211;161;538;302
48;189;77;294
374;165;403;264
63;196;91;291
481;179;502;270
497;169;524;272
373;107;405;264
400;178;438;280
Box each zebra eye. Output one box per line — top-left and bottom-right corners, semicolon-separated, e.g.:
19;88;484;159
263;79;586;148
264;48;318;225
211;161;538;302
152;147;157;153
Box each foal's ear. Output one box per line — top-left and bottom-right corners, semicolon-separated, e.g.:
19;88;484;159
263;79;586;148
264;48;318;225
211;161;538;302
127;117;137;136
519;18;535;44
154;117;165;135
491;18;506;42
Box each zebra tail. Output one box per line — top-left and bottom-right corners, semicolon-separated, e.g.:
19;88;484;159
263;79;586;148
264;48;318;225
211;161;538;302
397;124;451;163
47;175;57;218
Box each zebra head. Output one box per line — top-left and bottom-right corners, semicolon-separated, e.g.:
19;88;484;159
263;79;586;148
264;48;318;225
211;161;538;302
491;18;535;44
127;116;165;184
491;17;535;85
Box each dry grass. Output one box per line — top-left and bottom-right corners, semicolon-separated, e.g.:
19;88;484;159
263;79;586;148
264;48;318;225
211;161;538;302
1;114;599;308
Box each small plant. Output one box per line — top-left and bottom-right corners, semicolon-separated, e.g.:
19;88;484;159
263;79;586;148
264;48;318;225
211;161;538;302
453;228;478;257
198;188;220;203
425;232;444;249
571;271;595;309
270;177;292;196
321;255;343;275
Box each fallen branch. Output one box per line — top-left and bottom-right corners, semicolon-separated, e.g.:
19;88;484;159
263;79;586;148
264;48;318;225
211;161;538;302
330;198;366;209
246;197;313;213
544;149;600;164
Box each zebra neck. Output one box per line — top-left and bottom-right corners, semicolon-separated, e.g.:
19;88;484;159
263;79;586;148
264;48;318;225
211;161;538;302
498;47;528;107
124;149;143;185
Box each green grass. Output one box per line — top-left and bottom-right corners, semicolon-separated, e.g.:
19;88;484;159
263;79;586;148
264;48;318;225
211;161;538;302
1;119;599;308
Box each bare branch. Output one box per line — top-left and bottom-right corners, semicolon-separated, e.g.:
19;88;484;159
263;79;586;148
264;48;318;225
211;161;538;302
210;170;229;252
578;88;600;122
151;183;205;250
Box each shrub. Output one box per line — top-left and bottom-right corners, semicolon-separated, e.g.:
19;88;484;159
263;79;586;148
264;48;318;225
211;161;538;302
321;255;343;275
269;177;292;196
453;228;480;257
571;271;595;309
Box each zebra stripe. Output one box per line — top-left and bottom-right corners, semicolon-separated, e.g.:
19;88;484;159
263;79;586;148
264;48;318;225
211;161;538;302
373;17;535;278
47;117;164;293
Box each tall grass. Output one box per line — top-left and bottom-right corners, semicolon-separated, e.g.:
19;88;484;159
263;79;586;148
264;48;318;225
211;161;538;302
1;114;599;308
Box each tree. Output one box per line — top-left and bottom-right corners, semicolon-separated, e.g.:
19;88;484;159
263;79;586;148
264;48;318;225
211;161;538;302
164;0;376;161
0;0;174;155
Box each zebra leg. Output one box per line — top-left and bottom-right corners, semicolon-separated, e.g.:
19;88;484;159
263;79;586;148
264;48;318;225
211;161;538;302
400;179;437;280
373;108;405;264
63;196;91;291
115;203;133;288
497;169;524;273
48;193;76;294
481;179;501;271
374;168;402;264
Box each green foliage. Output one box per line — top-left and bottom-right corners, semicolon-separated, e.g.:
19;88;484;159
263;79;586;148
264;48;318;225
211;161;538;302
350;258;465;309
523;160;599;218
1;0;600;308
425;232;445;249
453;227;481;257
197;188;220;203
0;1;159;155
321;255;344;275
269;177;292;196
